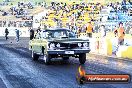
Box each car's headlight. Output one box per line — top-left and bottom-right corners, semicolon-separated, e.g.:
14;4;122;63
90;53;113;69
56;43;60;47
78;43;82;47
83;42;88;47
49;43;55;49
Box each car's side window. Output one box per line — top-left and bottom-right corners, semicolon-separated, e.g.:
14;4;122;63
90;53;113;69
41;31;48;39
69;32;75;37
54;31;67;38
48;32;54;38
54;32;60;37
40;31;53;39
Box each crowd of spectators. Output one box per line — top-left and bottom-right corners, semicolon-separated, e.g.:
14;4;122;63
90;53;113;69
39;1;103;34
38;1;131;34
0;0;131;34
0;1;34;18
0;1;35;27
107;0;132;20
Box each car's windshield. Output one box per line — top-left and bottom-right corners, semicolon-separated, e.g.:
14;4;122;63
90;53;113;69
41;30;75;39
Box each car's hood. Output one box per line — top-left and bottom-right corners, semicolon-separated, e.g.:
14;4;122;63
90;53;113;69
48;38;89;43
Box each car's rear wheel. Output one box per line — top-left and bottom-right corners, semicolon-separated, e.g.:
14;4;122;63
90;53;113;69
32;51;39;61
79;53;86;64
43;54;51;65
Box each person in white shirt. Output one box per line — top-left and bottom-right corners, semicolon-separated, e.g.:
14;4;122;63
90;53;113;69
100;25;107;37
130;27;132;36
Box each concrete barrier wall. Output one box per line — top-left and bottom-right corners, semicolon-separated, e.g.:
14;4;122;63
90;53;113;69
88;37;112;56
88;36;132;59
116;46;132;59
99;38;112;56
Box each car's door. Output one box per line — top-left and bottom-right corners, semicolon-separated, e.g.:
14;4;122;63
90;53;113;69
31;32;42;54
40;31;49;54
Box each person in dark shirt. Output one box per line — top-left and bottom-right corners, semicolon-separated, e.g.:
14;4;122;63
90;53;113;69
5;28;9;40
2;12;8;16
29;28;34;40
15;29;22;42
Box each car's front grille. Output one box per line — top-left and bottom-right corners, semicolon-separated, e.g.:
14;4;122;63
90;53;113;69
49;42;89;50
60;43;78;49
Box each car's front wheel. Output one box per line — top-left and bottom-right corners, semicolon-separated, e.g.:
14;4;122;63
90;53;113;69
43;54;51;65
32;51;39;61
79;53;86;64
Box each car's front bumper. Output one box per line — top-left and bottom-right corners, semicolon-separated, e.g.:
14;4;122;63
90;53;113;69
47;48;90;55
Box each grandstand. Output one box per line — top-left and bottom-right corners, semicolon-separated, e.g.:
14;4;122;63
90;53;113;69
0;0;131;35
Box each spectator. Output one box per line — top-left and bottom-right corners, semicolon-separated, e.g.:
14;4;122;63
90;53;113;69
15;29;22;42
77;25;82;37
19;8;24;15
37;27;41;32
29;27;34;40
114;26;118;36
129;27;132;36
27;2;33;9
122;0;127;13
114;22;125;45
100;25;107;37
5;28;9;40
35;27;41;38
86;21;93;38
2;12;8;16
